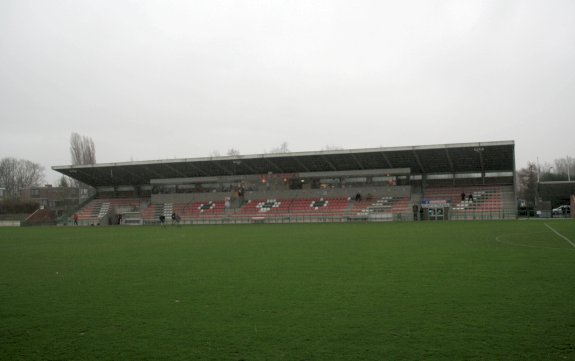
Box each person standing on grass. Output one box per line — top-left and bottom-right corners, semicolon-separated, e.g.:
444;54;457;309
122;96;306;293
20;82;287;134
73;213;79;226
159;215;166;227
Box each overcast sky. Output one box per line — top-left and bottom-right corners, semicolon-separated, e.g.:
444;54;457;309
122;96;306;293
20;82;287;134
1;0;574;184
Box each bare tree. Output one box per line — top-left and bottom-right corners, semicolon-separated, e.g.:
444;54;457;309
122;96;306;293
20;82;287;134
227;148;241;156
70;132;96;165
69;132;96;189
209;150;221;157
553;156;574;180
269;142;290;154
58;175;70;188
0;158;17;197
516;162;538;207
0;157;45;198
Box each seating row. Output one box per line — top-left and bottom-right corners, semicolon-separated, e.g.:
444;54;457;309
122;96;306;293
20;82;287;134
422;186;506;214
76;198;146;221
73;194;435;223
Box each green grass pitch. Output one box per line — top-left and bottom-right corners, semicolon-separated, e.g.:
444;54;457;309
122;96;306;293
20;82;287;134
1;220;575;360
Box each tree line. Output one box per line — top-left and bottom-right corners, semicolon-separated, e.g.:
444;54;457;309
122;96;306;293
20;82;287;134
0;132;95;199
0;158;45;198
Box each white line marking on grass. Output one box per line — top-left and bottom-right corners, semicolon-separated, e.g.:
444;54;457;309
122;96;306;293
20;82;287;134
494;232;568;250
544;223;575;249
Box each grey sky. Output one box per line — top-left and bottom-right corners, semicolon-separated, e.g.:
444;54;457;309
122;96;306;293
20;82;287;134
1;0;574;184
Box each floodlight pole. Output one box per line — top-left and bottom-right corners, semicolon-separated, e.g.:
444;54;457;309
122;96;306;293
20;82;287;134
537;157;540;183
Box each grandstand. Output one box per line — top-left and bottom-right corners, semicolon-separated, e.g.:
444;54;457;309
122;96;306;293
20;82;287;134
53;141;517;224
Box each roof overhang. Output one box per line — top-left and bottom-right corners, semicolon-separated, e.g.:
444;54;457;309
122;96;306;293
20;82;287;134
52;140;515;188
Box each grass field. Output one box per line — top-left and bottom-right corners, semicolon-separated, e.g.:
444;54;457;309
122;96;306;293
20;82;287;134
1;220;575;360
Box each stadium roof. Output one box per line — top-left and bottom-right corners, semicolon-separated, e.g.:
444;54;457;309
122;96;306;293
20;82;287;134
53;140;515;187
538;181;575;201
